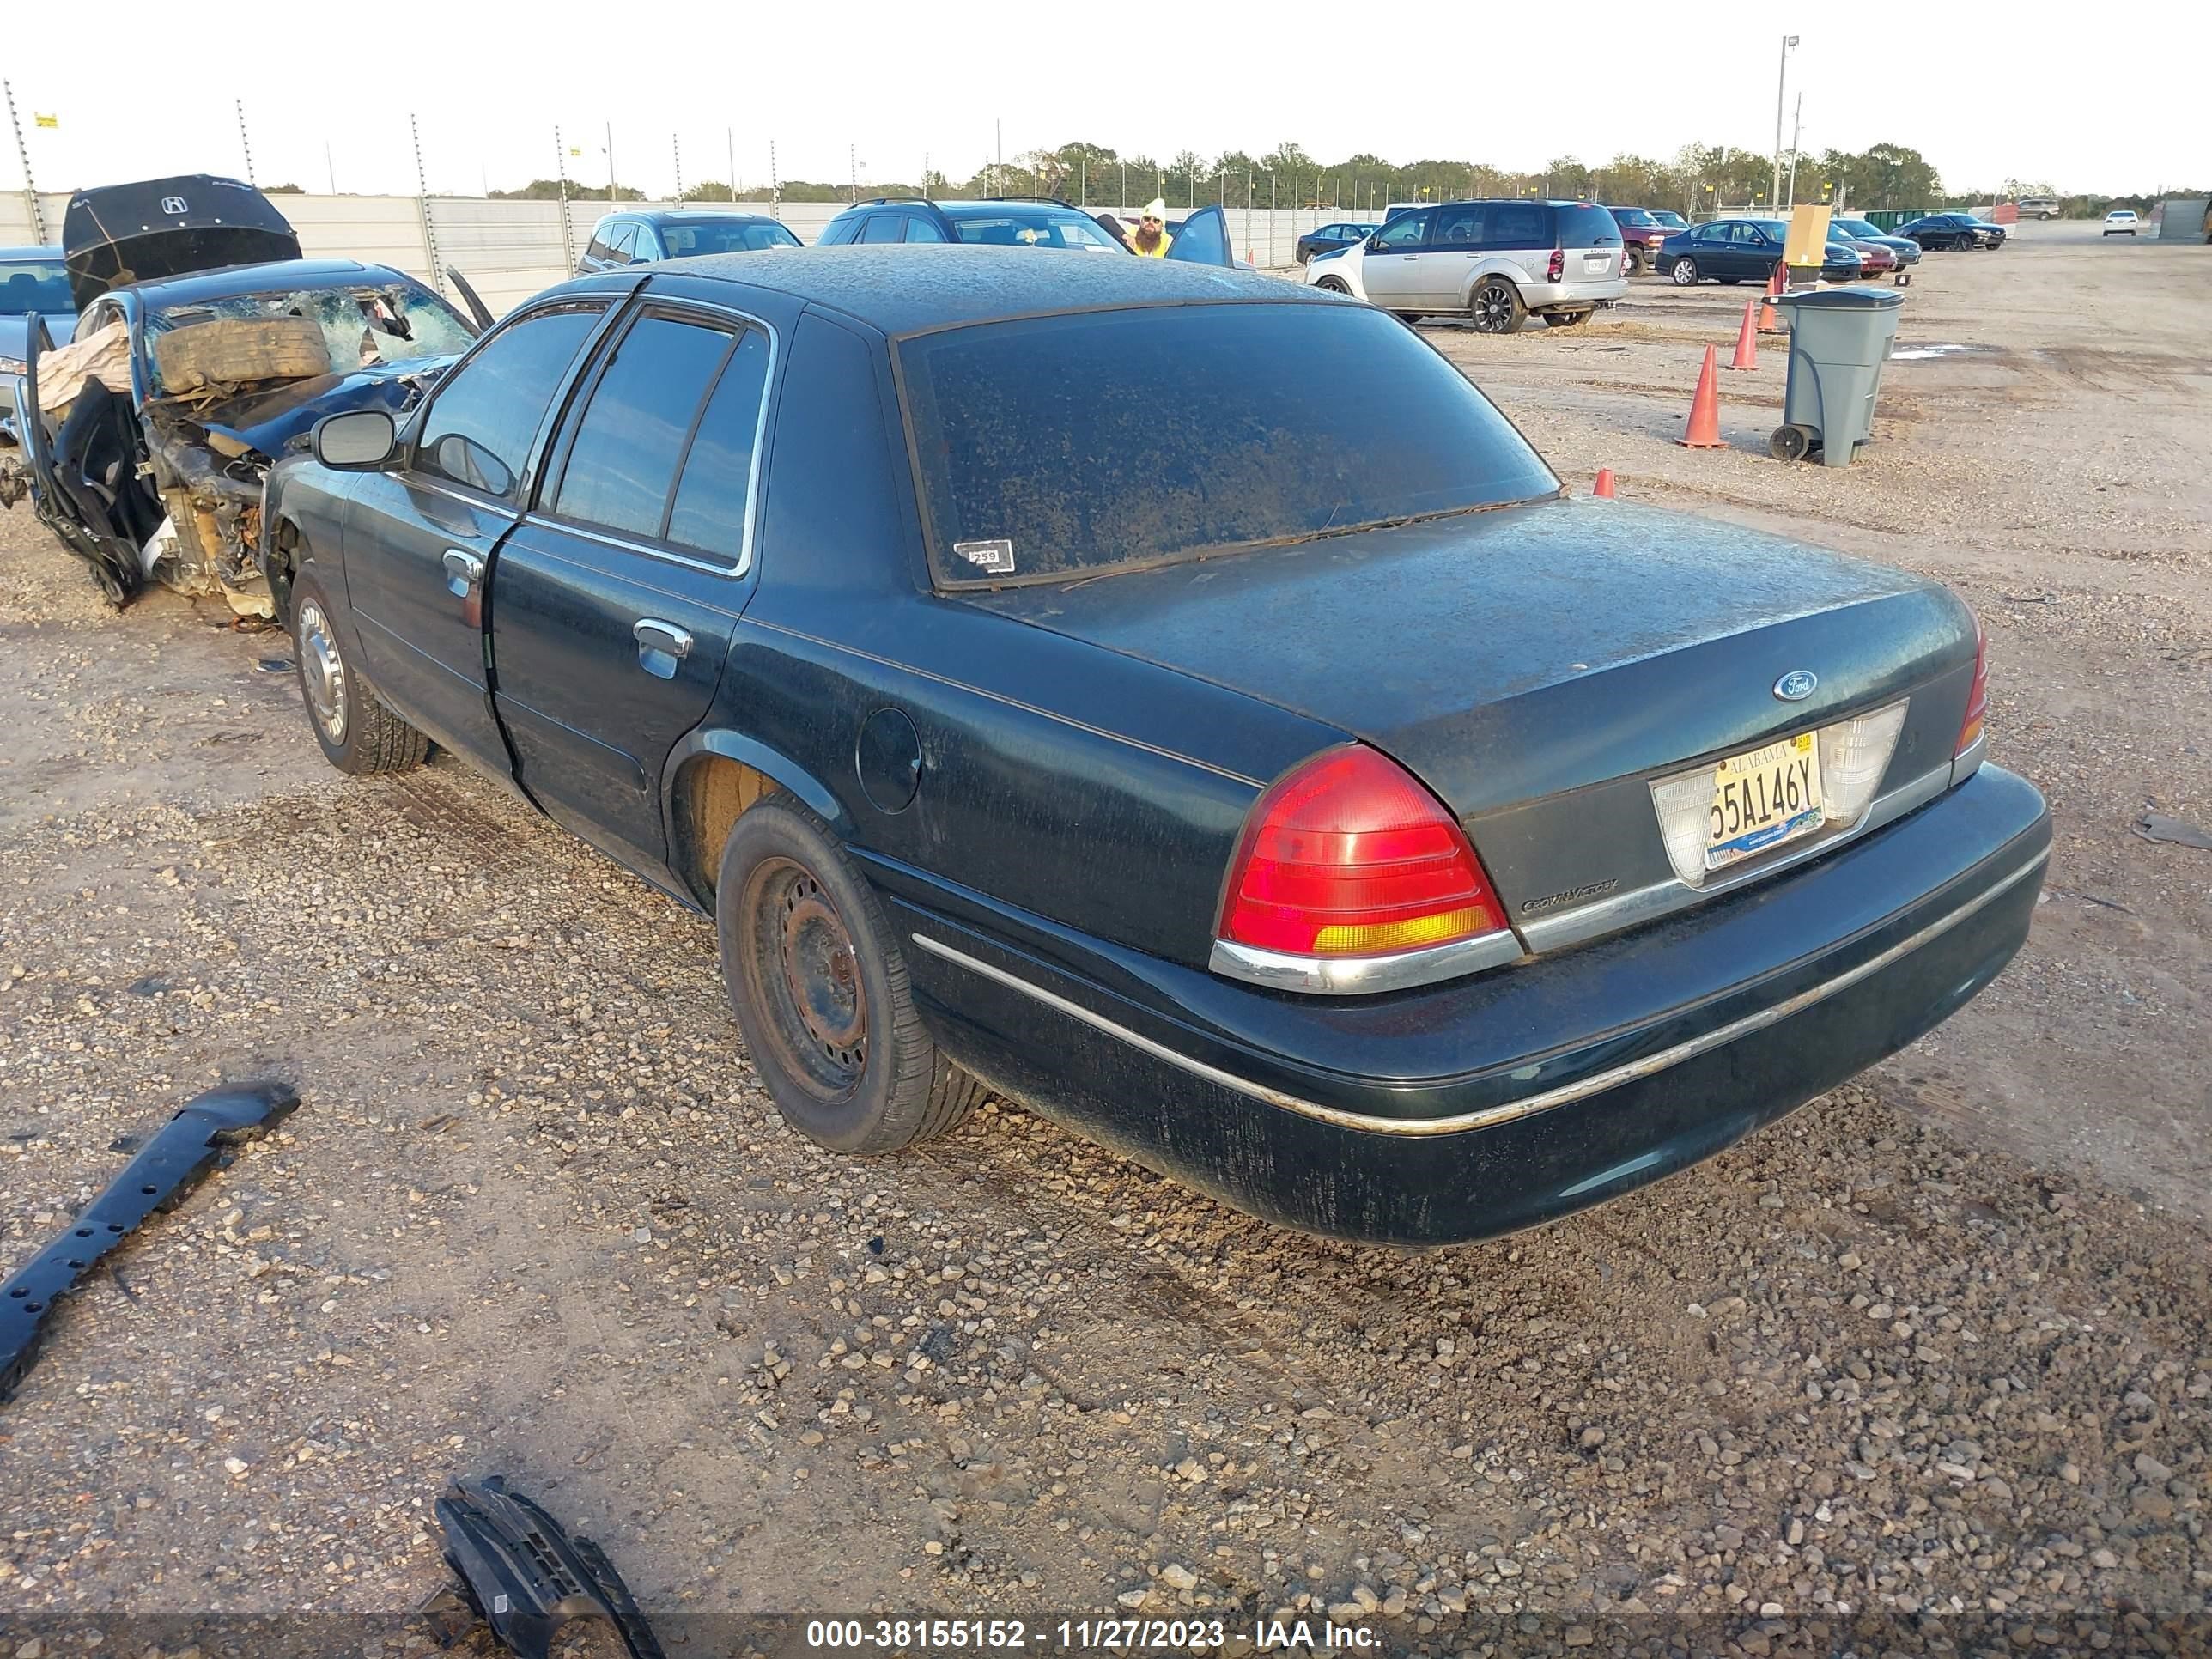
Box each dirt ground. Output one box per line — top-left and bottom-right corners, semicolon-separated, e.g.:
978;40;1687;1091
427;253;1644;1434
2;218;2209;1654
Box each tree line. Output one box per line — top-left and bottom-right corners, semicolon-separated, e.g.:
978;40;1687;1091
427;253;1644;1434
489;141;2194;219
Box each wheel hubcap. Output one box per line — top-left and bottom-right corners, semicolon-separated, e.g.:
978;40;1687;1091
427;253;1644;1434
750;859;867;1094
296;599;346;744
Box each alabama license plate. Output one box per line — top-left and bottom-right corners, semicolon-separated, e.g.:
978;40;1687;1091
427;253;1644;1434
1706;733;1824;871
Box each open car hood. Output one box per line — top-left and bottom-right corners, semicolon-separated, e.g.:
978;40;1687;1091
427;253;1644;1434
63;175;302;309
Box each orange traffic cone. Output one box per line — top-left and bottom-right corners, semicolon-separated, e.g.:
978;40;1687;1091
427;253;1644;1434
1593;467;1617;498
1678;346;1725;449
1758;262;1785;333
1728;300;1759;370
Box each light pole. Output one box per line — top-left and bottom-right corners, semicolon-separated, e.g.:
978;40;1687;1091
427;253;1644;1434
1771;34;1799;210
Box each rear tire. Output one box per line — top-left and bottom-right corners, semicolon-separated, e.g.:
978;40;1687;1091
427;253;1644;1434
717;798;983;1155
288;568;428;775
1468;277;1524;334
1669;256;1700;285
1544;310;1589;328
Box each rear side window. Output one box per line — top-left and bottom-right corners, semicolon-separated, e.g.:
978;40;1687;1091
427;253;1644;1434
900;302;1557;587
666;331;774;558
549;314;730;538
1557;205;1622;249
417;303;605;497
1485;204;1547;246
903;214;946;243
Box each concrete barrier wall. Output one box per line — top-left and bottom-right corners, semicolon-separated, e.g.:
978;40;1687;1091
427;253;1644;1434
3;188;1360;319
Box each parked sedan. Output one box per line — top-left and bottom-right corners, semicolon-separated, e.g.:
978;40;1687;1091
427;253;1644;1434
579;210;801;273
260;248;2046;1244
2102;209;2141;237
1659;219;1863;285
1295;221;1379;264
1896;212;2005;250
1829;216;1923;275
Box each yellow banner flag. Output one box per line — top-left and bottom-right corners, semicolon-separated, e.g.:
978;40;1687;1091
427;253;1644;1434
33;112;58;129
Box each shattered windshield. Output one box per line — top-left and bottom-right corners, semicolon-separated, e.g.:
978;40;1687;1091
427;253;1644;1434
143;283;476;396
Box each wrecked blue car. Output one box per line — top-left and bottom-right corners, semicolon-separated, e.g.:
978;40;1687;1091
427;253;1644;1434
0;175;480;612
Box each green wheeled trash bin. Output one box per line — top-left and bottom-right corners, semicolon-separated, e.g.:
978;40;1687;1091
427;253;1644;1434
1768;285;1906;467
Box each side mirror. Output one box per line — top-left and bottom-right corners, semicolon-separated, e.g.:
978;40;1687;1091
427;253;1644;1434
313;409;397;471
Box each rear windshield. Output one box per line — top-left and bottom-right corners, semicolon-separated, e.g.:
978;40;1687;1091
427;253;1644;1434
1607;207;1657;227
1559;205;1623;249
899;302;1558;586
0;259;70;315
658;219;801;255
946;210;1121;251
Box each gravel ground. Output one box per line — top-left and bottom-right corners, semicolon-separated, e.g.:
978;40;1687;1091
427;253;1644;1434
3;217;2209;1654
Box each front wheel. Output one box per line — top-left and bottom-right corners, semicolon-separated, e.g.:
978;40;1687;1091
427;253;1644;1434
288;568;428;775
1669;256;1700;285
717;799;984;1154
1314;276;1352;295
1468;277;1525;334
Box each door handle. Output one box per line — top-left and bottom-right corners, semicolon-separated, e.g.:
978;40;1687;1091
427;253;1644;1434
633;617;693;679
442;548;484;597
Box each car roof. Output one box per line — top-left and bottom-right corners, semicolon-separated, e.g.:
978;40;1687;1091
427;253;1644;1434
1;245;64;261
119;258;426;308
606;209;786;223
580;246;1321;337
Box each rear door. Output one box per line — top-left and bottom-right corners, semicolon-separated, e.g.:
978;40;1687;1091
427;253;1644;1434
1558;204;1624;282
488;301;774;872
1358;210;1431;307
340;298;612;774
1480;200;1550;284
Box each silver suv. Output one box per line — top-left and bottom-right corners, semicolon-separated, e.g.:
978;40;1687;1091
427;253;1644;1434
1303;199;1627;331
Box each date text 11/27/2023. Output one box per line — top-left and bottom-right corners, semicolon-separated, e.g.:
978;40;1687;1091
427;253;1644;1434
804;1618;1382;1651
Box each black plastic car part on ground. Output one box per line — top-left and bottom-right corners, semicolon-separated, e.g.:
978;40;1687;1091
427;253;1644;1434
258;247;2046;1243
428;1476;665;1659
0;1081;298;1406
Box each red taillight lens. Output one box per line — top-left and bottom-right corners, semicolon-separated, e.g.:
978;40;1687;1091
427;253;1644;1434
1547;247;1565;283
1218;747;1510;958
1956;617;1989;754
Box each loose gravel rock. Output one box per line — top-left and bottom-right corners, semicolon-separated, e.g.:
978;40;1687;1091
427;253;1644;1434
0;219;2207;1646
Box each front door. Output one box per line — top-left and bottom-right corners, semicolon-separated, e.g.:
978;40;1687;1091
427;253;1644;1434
1164;204;1237;267
489;304;774;872
340;299;610;773
1359;210;1431;308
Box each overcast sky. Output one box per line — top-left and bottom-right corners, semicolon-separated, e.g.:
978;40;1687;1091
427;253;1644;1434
5;0;2199;202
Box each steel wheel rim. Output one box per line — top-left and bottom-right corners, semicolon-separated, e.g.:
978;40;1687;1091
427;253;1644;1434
296;599;347;744
749;856;866;1098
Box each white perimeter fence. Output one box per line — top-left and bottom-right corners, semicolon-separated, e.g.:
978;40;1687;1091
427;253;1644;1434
3;190;1350;317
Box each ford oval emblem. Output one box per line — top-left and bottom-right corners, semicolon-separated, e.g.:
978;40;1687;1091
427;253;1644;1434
1773;670;1819;702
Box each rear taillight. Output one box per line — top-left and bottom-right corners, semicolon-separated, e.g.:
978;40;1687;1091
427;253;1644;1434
1956;617;1989;754
1547;247;1565;283
1620;247;1630;276
1217;746;1509;960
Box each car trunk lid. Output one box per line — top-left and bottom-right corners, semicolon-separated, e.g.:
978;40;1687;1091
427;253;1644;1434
63;175;302;309
969;496;1979;940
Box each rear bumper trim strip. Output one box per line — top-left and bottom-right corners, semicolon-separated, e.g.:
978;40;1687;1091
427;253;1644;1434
910;843;2047;1139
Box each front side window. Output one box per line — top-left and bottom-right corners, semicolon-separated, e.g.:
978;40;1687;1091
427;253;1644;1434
606;223;640;263
549;313;732;538
1430;206;1486;249
903;215;946;243
860;214;904;245
901;302;1557;587
1373;212;1428;251
416;302;605;496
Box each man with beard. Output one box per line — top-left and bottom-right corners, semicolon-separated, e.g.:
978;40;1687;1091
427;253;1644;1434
1129;198;1174;258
